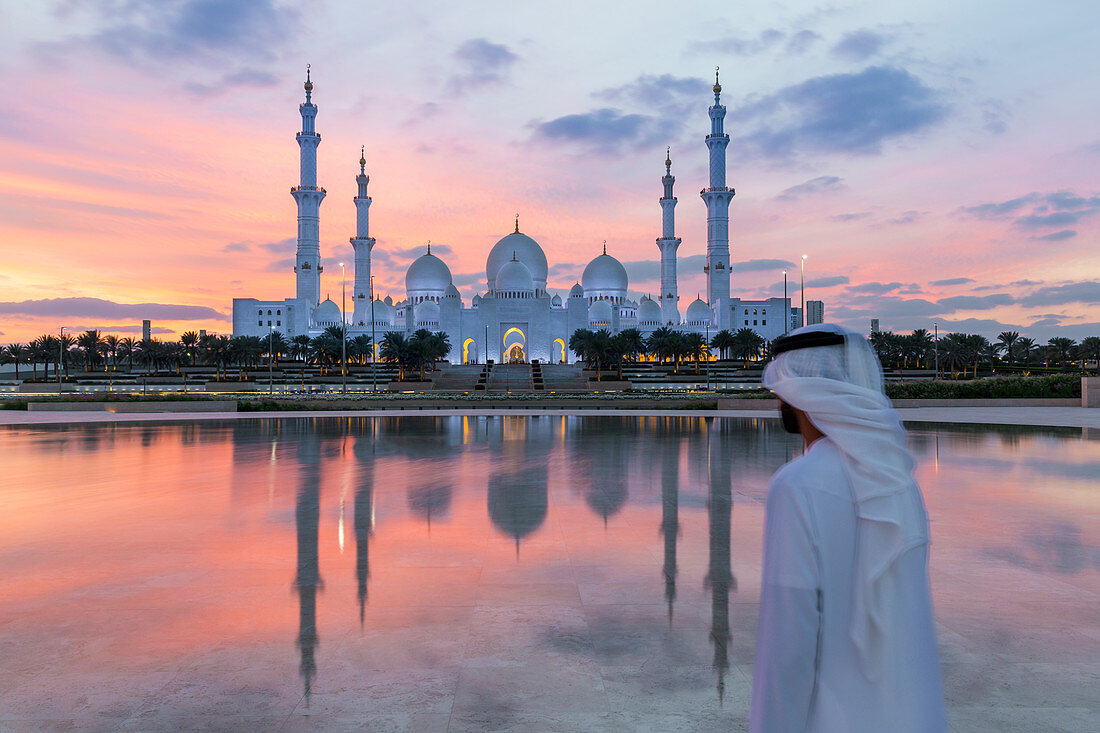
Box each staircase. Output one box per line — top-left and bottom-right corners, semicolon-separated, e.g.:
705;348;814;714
540;364;590;392
432;364;485;392
486;363;533;392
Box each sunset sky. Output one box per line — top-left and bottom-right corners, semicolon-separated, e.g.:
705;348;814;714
1;0;1097;344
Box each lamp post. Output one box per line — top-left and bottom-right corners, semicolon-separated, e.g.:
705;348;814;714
269;325;274;396
340;262;347;394
783;270;788;336
705;322;710;392
934;322;939;380
370;275;376;393
800;255;807;328
57;326;66;390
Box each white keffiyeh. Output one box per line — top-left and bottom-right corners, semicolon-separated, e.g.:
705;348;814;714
763;324;930;678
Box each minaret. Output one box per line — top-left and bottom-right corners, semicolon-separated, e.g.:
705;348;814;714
292;66;325;308
657;148;682;325
700;68;733;329
350;147;375;327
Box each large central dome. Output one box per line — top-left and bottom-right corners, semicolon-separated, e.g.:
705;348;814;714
406;251;452;294
486;230;548;293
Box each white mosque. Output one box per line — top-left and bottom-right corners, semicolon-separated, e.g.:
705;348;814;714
231;69;811;363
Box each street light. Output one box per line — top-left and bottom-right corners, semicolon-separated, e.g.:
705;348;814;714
269;325;275;396
933;322;939;380
57;326;67;390
340;262;347;395
370;275;377;393
783;270;788;336
800;255;807;328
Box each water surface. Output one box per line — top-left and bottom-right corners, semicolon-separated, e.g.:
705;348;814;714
0;416;1097;731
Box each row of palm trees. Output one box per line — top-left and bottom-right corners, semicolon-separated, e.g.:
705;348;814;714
869;330;1100;377
1;328;400;381
568;327;769;377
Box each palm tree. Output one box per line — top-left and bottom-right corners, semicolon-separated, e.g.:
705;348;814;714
1048;337;1076;368
349;335;373;364
616;328;645;363
7;343;28;380
645;327;676;366
266;331;288;366
117;337;136;372
76;330;104;372
1016;337;1036;368
1079;336;1100;370
101;335;120;372
938;333;971;378
290;334;311;362
180;331;199;366
997;331;1020;366
586;329;614;379
683;332;707;374
569;329;596;366
964;334;990;377
907;329;933;368
380;331;411;380
28;336;52;381
731;328;765;362
709;329;735;360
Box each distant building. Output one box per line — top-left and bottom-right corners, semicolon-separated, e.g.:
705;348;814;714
871;319;880;333
142;320;151;341
806;300;824;325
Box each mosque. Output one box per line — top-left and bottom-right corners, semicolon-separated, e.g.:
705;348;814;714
231;69;810;362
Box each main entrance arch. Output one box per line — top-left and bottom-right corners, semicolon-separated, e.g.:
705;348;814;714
502;327;526;364
505;344;526;363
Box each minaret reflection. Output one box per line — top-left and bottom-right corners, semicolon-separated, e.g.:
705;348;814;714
352;420;375;627
292;420;324;705
487;417;549;555
660;421;681;625
705;418;735;703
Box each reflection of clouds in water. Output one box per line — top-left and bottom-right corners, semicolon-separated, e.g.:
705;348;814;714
984;521;1100;574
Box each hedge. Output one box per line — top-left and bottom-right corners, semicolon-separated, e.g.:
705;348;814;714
885;374;1081;399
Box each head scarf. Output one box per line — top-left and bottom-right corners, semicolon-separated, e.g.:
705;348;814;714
763;323;930;678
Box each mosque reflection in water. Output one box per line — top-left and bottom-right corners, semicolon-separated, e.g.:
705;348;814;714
266;415;795;703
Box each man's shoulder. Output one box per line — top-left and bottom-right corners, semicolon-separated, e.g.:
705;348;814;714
768;439;845;500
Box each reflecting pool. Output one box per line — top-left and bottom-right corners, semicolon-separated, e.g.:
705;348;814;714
0;416;1097;731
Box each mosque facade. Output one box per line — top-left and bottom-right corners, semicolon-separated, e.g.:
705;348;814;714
231;70;813;363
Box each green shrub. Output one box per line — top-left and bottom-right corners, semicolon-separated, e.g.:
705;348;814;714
885;375;1081;399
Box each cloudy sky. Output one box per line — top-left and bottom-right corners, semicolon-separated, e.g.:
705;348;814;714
1;0;1097;342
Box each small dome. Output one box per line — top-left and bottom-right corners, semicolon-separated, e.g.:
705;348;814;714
551;294;563;307
486;231;548;292
414;300;440;325
582;253;628;294
685;297;712;325
639;298;661;323
406;251;452;293
495;258;534;294
589;299;613;325
569;283;584;298
370;298;395;324
384;295;393;305
444;283;460;299
313;298;341;325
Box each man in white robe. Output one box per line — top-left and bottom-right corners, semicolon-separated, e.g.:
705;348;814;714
750;324;946;732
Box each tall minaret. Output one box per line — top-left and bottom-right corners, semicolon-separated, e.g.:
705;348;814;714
350;147;375;327
657;148;682;325
700;68;733;329
292;66;325;308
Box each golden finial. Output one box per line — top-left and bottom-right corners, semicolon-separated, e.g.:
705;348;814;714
713;66;721;95
512;251;518;261
304;63;313;92
665;146;671;167
515;213;520;233
359;145;365;167
426;240;431;255
602;240;607;255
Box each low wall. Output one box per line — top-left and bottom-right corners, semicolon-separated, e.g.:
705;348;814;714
205;382;261;392
718;397;1080;411
388;381;435;392
1084;377;1100;408
27;401;237;413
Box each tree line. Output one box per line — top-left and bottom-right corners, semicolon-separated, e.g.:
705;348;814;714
869;330;1100;377
0;327;447;382
569;327;769;378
